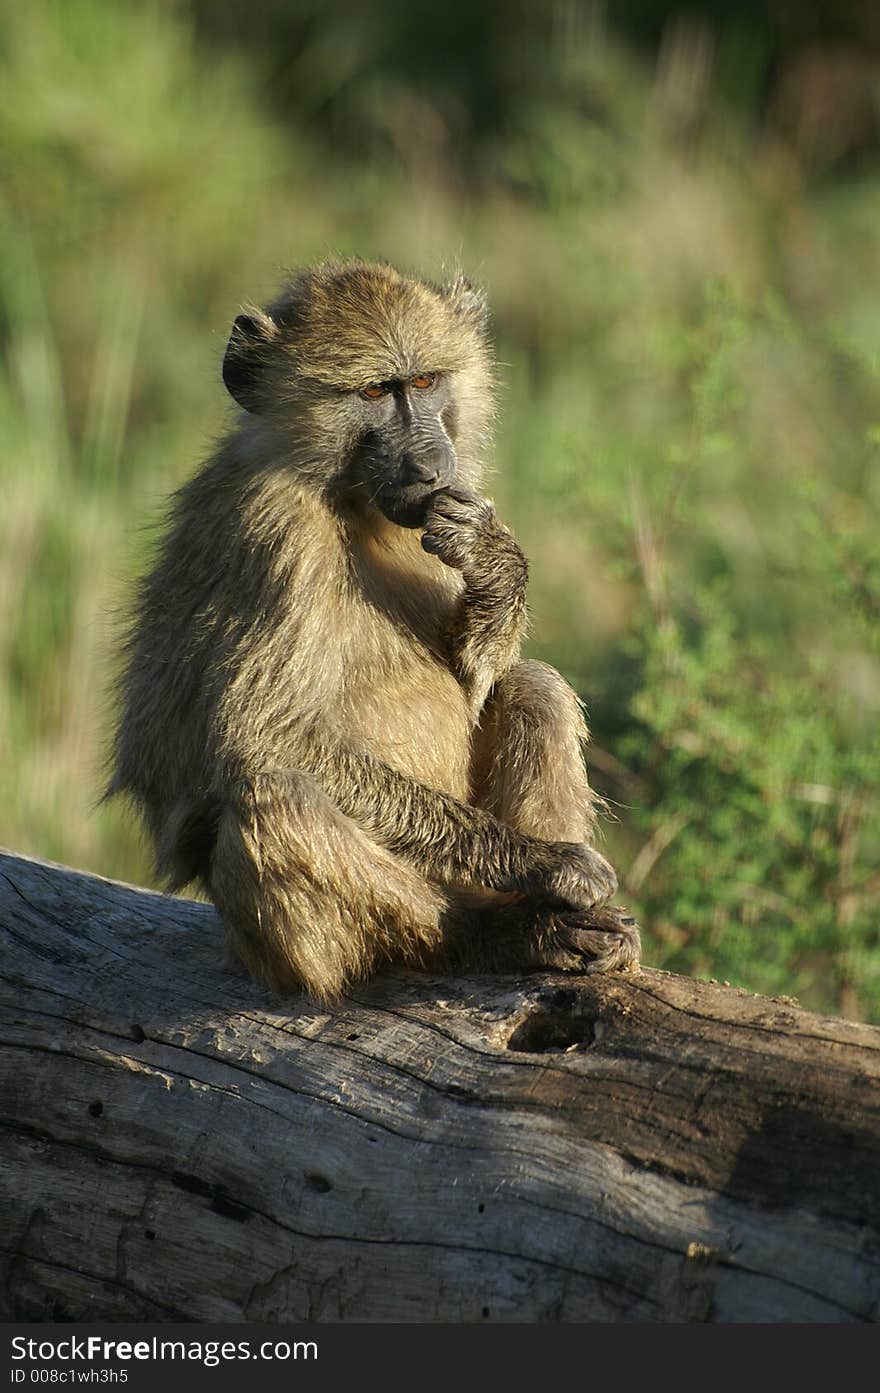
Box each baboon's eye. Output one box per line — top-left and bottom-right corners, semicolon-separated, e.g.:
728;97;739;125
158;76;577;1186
360;383;388;400
411;373;437;390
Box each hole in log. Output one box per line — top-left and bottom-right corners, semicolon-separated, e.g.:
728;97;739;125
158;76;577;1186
305;1172;333;1194
88;1101;104;1117
506;1008;597;1053
346;1032;360;1041
482;1307;490;1318
131;1024;146;1043
144;1229;156;1241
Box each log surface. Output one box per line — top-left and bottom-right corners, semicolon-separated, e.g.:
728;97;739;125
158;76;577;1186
1;848;879;1323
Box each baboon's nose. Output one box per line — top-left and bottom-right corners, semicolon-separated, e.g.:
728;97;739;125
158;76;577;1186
400;449;452;488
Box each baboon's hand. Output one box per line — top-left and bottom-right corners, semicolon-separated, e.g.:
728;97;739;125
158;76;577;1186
529;841;618;910
421;487;528;594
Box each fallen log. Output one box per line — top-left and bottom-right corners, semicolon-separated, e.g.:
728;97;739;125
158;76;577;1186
1;848;878;1323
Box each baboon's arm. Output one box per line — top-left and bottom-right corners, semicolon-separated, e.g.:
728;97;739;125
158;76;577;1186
293;740;616;910
422;489;528;712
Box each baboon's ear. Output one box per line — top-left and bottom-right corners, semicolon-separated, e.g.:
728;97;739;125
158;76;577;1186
222;310;278;412
444;275;490;331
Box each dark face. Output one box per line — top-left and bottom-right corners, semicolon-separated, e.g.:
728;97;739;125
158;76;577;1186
347;372;457;528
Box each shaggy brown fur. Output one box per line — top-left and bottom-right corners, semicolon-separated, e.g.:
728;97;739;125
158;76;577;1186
110;260;640;1000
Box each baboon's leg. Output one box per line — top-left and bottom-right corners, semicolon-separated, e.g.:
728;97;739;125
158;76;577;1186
471;659;598;843
207;770;447;1002
207;747;637;1000
464;658;641;971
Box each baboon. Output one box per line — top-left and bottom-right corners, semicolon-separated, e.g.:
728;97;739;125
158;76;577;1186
109;260;640;1001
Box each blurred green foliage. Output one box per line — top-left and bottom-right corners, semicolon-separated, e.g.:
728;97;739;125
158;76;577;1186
1;0;878;1018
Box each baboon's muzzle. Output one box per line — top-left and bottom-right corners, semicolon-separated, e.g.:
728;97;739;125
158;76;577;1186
383;445;455;527
357;433;456;528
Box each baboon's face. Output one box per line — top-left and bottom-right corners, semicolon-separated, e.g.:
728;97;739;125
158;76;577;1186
345;371;457;528
221;263;493;525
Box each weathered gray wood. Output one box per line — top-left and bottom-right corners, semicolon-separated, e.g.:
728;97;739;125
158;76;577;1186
1;847;879;1324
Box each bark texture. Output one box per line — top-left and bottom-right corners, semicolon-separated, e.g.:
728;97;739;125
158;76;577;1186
1;848;879;1323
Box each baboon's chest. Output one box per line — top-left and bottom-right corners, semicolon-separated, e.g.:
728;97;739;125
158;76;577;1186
337;523;474;797
340;605;473;800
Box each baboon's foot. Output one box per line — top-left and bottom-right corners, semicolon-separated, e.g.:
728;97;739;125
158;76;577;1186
534;903;641;975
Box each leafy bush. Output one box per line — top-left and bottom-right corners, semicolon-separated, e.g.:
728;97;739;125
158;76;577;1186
623;591;879;1013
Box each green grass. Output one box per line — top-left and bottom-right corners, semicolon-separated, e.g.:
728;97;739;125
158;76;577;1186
2;1;878;1018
